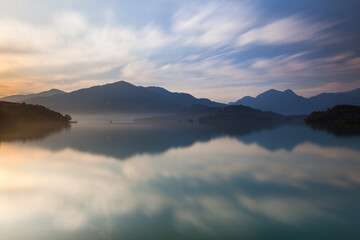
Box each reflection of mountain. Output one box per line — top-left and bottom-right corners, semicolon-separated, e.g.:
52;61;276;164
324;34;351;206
0;123;70;143
27;124;222;160
237;124;360;151
23;122;360;160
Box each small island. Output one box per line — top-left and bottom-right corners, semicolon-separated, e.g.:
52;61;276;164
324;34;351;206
305;105;360;136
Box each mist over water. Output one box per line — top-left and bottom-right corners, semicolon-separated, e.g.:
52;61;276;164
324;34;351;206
69;113;146;123
0;122;359;240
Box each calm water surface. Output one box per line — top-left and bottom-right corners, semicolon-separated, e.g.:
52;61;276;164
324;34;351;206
1;123;359;239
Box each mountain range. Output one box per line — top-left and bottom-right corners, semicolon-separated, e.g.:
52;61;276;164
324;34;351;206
4;81;224;114
231;88;360;115
0;89;65;103
1;81;359;115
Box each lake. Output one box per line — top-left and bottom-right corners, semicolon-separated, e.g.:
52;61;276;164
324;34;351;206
0;122;359;240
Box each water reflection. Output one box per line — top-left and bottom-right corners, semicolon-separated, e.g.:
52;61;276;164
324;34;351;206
13;122;360;160
0;123;70;143
0;123;359;239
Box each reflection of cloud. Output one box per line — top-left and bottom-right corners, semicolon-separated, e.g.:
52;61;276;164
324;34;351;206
1;135;359;238
237;195;329;224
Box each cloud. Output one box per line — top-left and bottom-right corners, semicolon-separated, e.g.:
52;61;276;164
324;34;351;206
0;11;172;95
172;2;255;47
296;79;360;97
118;57;262;100
238;15;337;46
53;11;88;37
250;51;360;78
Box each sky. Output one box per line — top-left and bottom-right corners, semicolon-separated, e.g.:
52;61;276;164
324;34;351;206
0;0;359;102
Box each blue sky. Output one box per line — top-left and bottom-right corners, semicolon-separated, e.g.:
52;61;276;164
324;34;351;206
0;0;359;102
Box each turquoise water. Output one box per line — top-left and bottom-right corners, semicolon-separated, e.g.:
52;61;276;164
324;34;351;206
1;123;359;239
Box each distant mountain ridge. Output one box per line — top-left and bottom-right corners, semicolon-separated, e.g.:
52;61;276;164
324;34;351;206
1;89;66;103
231;88;360;115
23;81;225;114
3;81;359;115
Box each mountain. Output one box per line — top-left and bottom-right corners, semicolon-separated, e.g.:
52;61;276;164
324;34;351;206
309;88;360;109
24;81;225;114
1;89;66;103
232;88;360;115
231;89;311;115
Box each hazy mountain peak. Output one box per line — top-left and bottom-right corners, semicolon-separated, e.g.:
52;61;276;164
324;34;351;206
283;89;296;95
262;89;280;94
95;80;134;88
241;96;254;101
44;89;65;94
0;88;66;103
257;89;283;98
259;89;297;97
113;80;135;86
229;96;254;105
233;87;360;115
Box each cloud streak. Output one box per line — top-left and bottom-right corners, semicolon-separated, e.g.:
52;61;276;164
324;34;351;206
238;15;337;46
173;2;255;47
